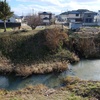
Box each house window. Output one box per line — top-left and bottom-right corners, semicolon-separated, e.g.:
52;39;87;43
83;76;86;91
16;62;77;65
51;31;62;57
89;18;92;23
87;14;91;17
76;14;79;16
8;19;10;22
85;19;88;23
85;18;92;23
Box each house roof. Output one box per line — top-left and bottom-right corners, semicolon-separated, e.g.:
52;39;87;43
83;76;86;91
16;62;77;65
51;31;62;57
60;10;80;15
77;9;89;13
60;9;97;16
68;10;80;14
39;12;52;15
12;14;21;19
43;17;50;20
84;11;97;15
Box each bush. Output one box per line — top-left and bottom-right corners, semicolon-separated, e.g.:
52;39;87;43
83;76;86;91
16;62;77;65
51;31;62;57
44;28;68;52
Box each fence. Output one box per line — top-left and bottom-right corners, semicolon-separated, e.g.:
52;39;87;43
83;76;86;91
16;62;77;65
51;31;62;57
0;22;21;28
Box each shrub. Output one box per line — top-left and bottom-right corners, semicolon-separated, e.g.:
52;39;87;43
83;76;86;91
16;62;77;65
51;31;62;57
44;28;68;52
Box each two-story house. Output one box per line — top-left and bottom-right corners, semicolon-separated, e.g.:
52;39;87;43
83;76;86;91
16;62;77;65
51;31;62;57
60;9;98;29
67;10;82;23
60;9;89;23
38;12;55;25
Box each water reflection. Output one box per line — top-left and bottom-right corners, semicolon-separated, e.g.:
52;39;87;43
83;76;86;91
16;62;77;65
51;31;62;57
0;76;9;88
69;60;100;80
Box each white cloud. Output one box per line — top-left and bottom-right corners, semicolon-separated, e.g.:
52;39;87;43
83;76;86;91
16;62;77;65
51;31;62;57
9;0;100;15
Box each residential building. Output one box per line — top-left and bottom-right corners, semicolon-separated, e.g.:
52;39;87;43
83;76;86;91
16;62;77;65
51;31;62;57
0;14;24;23
94;10;100;26
60;9;89;23
38;12;55;24
83;11;97;26
60;9;98;29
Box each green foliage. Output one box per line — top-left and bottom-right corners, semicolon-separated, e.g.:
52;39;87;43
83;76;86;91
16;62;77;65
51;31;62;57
0;1;13;32
0;1;13;21
0;30;50;64
62;76;100;99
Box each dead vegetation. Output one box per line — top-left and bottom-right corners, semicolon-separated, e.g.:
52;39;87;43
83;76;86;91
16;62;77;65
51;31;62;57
44;28;68;52
14;61;68;76
62;76;100;99
68;30;100;58
0;84;86;100
0;28;78;76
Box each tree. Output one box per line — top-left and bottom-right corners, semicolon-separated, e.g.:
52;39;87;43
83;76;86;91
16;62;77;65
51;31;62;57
0;0;13;32
25;14;41;30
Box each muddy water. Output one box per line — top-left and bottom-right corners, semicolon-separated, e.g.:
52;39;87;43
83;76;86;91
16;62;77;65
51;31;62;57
0;60;100;90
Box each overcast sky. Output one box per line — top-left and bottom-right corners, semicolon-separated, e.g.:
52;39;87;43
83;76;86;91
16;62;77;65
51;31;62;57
6;0;100;16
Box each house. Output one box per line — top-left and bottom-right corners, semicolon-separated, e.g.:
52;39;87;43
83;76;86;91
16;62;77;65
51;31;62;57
0;14;24;23
60;9;89;23
60;9;98;29
83;11;97;26
38;12;55;25
93;10;100;26
8;14;24;23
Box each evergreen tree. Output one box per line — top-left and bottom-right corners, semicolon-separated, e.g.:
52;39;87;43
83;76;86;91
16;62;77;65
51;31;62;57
0;0;13;32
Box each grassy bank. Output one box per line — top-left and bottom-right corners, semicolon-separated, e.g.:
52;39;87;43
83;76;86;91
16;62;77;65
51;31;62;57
0;76;99;100
0;29;79;76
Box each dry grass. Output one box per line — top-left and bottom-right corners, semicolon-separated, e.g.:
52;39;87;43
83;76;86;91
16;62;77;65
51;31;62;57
0;84;87;100
44;28;68;52
14;61;68;76
62;76;100;99
0;28;79;76
68;31;100;58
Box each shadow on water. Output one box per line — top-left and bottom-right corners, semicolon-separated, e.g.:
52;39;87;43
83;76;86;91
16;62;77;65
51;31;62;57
0;72;68;90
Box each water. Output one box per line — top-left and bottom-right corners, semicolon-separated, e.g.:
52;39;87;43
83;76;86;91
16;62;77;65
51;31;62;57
68;59;100;80
0;60;100;90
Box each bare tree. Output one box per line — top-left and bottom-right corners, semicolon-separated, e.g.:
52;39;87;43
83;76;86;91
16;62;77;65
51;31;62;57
25;14;41;30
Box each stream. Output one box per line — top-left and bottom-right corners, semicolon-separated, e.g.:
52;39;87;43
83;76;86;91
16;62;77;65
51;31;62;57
0;59;100;90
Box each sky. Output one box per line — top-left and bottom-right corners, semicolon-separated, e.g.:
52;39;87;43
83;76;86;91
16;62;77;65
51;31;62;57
6;0;100;16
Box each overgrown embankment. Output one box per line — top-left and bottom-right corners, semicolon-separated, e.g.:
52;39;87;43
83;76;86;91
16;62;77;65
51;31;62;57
68;27;100;58
0;29;79;76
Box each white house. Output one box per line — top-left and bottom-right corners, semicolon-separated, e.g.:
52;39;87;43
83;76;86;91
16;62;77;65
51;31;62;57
60;10;82;23
0;14;23;23
95;10;100;26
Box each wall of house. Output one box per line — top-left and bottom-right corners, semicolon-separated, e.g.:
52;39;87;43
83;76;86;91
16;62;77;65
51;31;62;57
60;15;67;20
68;14;80;18
40;15;49;19
95;13;100;26
43;19;50;23
83;14;95;23
9;17;22;23
15;19;22;23
83;22;97;26
9;17;16;22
